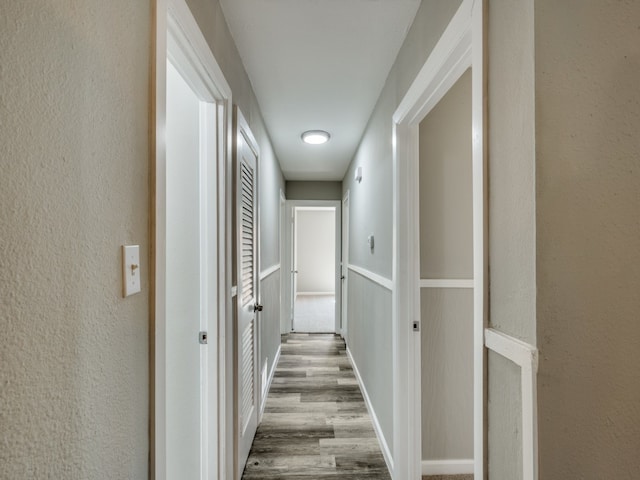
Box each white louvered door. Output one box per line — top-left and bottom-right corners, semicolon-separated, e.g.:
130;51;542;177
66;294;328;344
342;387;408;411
235;110;259;479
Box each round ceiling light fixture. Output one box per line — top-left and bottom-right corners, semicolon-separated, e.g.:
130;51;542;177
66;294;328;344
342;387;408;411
301;130;331;145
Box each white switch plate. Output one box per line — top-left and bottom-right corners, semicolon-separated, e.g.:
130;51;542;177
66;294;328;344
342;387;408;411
122;245;141;297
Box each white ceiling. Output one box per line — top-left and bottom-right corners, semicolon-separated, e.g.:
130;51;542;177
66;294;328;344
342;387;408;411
219;0;420;181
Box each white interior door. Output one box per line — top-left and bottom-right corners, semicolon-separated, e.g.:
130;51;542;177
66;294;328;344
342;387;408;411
341;194;349;340
165;59;216;480
235;110;260;479
290;208;297;329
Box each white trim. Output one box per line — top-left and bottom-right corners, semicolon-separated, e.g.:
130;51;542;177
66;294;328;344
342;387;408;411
285;200;341;334
348;264;393;291
484;329;538;368
422;459;475;476
231;286;237;298
485;328;539;480
166;0;231;99
259;344;281;419
341;191;350;340
391;1;484;479
420;278;474;289
347;348;394;475
471;3;488;479
279;190;288;334
259;264;280;281
154;0;232;478
393;1;473;125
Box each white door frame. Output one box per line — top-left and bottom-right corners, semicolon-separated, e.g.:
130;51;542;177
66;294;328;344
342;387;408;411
391;1;486;479
279;190;288;334
153;0;232;479
283;200;341;333
341;191;350;340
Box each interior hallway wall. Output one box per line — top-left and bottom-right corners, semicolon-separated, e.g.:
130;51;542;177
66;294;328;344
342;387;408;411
487;1;536;478
184;1;286;475
0;2;150;478
535;1;640;477
419;68;473;463
341;0;463;458
286;181;343;200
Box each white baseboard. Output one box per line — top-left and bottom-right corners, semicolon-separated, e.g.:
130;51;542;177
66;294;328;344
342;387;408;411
346;348;394;475
259;344;281;419
422;459;474;475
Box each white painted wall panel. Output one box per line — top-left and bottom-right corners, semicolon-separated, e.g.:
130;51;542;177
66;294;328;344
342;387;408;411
346;272;393;454
420;288;473;460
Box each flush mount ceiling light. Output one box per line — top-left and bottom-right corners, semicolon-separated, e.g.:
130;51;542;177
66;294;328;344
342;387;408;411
301;130;330;145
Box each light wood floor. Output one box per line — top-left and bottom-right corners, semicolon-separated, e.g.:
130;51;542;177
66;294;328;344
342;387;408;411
241;333;391;479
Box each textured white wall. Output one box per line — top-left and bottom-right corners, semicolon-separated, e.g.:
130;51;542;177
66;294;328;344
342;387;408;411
296;210;336;293
535;1;640;477
0;2;150;478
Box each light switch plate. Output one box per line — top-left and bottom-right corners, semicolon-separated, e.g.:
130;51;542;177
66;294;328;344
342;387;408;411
122;245;141;297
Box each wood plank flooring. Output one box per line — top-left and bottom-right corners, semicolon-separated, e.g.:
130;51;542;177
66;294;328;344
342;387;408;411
242;333;391;479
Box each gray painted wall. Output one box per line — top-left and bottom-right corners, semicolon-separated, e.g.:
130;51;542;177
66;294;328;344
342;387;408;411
488;352;523;480
488;0;537;345
346;272;394;446
0;2;150;478
419;69;473;461
286;181;343;200
341;0;463;458
421;289;473;460
419;69;473;280
258;270;281;406
487;1;536;478
535;1;640;477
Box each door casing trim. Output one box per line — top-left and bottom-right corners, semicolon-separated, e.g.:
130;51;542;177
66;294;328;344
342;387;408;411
152;0;232;478
283;200;342;334
391;0;487;478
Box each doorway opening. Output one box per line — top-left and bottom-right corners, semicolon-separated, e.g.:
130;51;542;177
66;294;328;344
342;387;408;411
391;1;485;478
293;207;336;333
418;67;474;477
283;200;341;334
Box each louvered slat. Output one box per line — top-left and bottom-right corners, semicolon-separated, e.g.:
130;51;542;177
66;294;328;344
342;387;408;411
240;158;254;307
240;322;255;432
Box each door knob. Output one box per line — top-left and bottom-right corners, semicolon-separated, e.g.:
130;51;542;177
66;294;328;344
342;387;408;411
254;303;263;312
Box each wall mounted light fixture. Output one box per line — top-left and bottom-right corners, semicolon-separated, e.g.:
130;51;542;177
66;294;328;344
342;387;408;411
355;166;363;183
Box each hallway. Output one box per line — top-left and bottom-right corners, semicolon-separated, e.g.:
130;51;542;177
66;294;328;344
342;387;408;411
241;334;391;479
